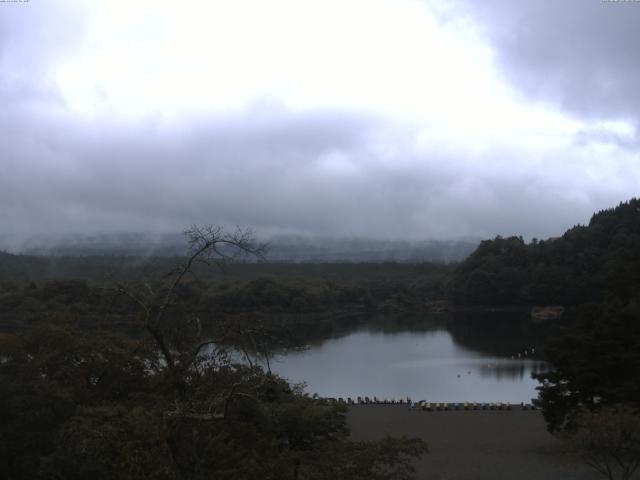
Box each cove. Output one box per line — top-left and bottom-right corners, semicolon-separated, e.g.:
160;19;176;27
272;324;547;403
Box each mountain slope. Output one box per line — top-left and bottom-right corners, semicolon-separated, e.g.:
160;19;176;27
453;198;640;306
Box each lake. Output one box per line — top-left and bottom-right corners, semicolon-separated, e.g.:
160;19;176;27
271;317;548;403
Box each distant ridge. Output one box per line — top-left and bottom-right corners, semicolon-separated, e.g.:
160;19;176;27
265;236;478;263
10;233;478;264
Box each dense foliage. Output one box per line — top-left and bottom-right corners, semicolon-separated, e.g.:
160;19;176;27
454;198;640;306
0;263;452;349
452;199;640;434
0;227;428;479
0;322;426;479
452;199;640;435
533;301;640;432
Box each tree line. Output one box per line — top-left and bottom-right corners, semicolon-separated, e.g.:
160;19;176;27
453;198;640;307
0;226;428;479
455;199;640;479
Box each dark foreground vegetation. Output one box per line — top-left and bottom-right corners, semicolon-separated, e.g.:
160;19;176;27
0;227;428;479
2;199;640;479
454;199;640;307
454;199;640;480
0;251;452;350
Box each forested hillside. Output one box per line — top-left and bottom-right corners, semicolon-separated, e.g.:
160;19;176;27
0;254;452;349
452;199;640;434
453;198;640;306
0;228;429;479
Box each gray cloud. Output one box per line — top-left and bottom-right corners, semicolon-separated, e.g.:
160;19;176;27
455;0;640;134
1;0;639;249
2;101;632;245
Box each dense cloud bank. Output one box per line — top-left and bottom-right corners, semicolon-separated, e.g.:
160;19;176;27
3;104;633;245
456;0;640;134
1;1;639;247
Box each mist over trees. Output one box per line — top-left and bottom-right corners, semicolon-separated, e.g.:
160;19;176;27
0;226;428;479
3;234;477;264
2;198;640;477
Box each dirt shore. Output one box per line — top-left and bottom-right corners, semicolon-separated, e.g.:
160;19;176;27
347;405;601;480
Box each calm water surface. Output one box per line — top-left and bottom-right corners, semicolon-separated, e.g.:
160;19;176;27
272;326;546;403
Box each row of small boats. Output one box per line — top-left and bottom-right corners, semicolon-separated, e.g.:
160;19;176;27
412;401;536;411
326;397;537;410
329;396;412;405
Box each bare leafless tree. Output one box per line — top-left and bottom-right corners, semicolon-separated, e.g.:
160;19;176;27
113;225;267;396
564;407;640;480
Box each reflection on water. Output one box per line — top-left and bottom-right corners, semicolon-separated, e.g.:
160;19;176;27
272;316;549;403
477;360;547;381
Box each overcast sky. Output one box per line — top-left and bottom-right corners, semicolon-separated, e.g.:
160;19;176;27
1;0;639;246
